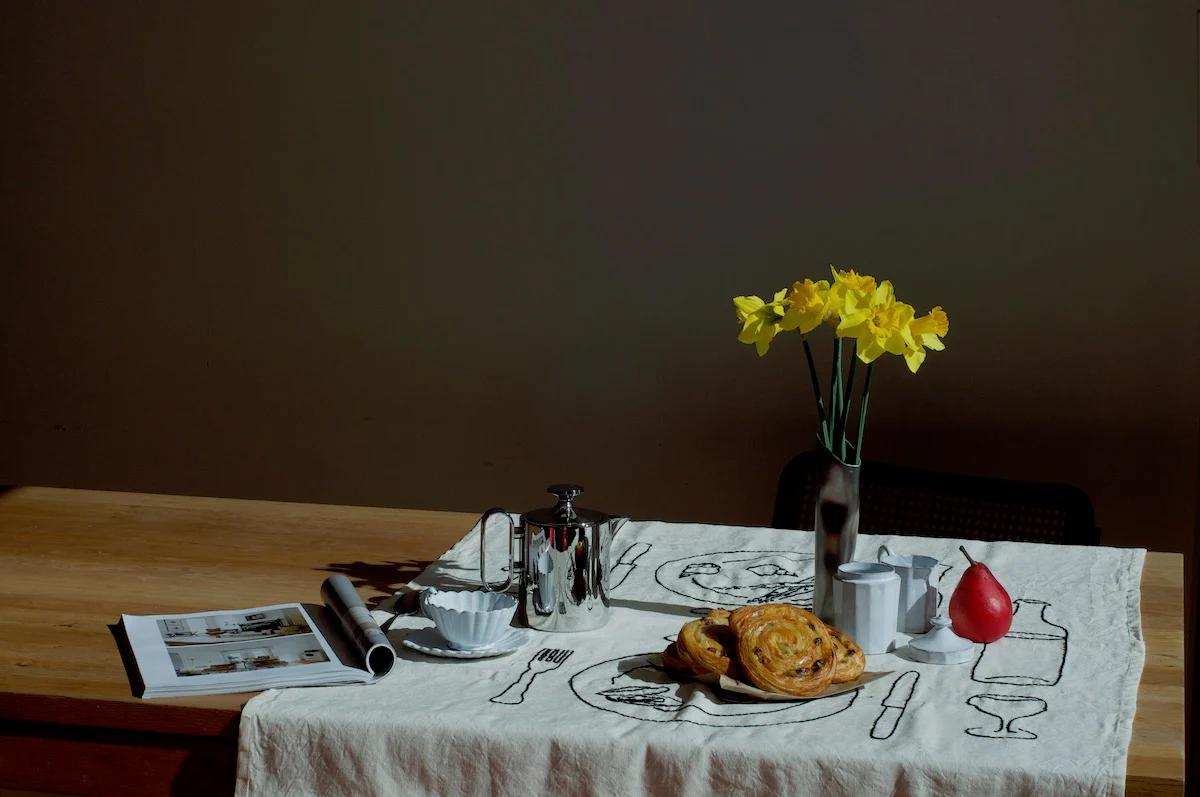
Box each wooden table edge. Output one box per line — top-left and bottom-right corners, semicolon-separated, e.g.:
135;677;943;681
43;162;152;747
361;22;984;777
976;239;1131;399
1126;550;1186;797
0;691;243;739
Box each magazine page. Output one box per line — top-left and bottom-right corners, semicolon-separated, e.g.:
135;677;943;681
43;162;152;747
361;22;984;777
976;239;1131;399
122;602;373;698
319;574;396;680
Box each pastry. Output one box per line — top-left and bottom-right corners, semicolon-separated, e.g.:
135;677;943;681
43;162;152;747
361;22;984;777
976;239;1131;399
729;604;835;697
704;608;732;624
676;614;740;679
827;625;866;684
661;642;691;676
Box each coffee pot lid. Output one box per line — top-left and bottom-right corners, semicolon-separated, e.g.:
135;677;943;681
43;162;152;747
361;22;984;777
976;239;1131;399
523;484;609;527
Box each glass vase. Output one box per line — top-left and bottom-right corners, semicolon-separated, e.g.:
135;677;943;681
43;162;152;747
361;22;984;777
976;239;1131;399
812;446;861;621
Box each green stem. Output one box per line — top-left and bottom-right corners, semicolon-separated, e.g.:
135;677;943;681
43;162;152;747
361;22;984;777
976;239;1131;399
842;341;857;459
802;338;830;449
854;364;874;465
829;338;844;460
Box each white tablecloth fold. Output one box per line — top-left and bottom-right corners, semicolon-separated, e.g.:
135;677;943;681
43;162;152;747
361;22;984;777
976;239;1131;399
237;520;1146;797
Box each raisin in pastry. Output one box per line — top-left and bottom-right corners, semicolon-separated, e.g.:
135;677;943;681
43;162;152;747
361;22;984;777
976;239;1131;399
826;625;866;684
729;604;835;697
676;615;740;679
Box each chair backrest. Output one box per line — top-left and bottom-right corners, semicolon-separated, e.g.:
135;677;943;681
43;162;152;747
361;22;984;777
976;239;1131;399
772;451;1100;546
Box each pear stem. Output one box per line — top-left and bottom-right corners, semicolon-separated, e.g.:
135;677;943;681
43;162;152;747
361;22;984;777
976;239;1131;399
959;545;978;566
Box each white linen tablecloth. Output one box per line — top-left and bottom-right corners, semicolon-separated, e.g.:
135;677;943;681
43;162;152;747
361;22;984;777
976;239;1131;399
236;520;1146;797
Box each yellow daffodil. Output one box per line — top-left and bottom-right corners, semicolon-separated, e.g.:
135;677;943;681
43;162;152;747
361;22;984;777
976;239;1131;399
780;279;831;335
732;265;949;465
836;280;916;363
825;266;877;325
911;306;949;348
903;306;949;373
733;289;789;356
830;265;876;294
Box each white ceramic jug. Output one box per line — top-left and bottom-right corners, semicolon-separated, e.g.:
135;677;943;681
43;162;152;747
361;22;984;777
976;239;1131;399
877;545;939;635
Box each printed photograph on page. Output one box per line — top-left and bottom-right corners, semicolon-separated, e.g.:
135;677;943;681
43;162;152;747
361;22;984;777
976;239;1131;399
167;634;330;677
156;607;312;646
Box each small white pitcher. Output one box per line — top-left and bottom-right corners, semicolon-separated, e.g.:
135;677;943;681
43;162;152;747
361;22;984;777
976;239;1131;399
877;545;939;634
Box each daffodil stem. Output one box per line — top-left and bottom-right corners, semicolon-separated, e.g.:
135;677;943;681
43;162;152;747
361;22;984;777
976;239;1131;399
802;338;829;448
854;364;874;465
829;338;842;458
843;342;858;459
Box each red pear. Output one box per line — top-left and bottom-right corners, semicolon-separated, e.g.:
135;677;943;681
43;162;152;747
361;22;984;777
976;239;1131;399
949;546;1013;643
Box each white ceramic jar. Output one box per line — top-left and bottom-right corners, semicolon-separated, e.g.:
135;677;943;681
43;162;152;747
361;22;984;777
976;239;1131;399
832;562;900;654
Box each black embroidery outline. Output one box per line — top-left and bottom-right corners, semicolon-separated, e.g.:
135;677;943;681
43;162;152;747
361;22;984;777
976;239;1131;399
869;670;920;740
964;694;1048;740
935;563;953;610
610;542;653;591
568;652;858;727
970;599;1068;687
653;550;815;608
490;648;574;705
606;661;754;705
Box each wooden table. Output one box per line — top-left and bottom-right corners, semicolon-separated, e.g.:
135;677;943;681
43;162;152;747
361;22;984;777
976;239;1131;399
0;487;1186;795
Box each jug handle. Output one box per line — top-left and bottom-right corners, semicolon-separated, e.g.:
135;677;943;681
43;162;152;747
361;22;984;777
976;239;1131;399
877;544;892;563
478;508;516;593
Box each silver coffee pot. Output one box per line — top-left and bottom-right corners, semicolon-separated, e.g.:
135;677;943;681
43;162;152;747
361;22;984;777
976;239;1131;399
478;484;628;633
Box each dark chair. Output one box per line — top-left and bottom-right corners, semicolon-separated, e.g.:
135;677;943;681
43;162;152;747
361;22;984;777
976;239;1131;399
773;451;1100;546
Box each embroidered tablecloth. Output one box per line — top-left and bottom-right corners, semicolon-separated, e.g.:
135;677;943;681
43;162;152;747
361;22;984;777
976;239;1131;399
236;520;1145;797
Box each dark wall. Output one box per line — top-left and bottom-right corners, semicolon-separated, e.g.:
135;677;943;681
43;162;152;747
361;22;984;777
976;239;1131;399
2;4;1197;563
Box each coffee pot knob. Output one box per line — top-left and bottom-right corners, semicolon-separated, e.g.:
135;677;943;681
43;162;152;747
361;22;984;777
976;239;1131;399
546;484;583;522
546;484;583;501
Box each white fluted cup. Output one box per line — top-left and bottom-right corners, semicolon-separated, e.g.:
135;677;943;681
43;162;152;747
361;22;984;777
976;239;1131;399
833;562;900;654
423;589;517;650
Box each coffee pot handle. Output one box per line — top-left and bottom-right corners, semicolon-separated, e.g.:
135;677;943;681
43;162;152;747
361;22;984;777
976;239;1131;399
877;544;892;563
478;508;516;592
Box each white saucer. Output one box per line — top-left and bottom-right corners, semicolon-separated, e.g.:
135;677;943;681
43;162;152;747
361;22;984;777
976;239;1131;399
402;626;530;659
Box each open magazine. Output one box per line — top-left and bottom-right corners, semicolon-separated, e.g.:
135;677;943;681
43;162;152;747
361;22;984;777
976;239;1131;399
121;575;397;698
